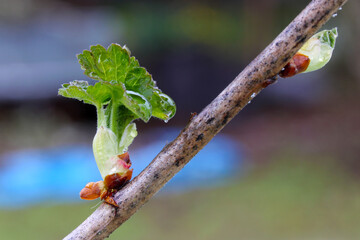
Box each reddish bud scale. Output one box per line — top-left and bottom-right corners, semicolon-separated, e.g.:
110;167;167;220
104;171;133;190
279;53;310;78
79;152;133;207
79;181;103;200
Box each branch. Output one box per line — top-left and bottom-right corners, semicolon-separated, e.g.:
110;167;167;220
64;0;347;239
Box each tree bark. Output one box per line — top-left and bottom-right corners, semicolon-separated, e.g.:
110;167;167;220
64;0;347;239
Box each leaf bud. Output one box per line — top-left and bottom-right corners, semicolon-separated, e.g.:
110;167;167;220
93;126;118;179
280;28;338;78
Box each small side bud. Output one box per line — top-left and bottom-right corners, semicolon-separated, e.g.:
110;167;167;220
80;152;133;205
299;28;338;73
280;28;338;78
80;181;105;200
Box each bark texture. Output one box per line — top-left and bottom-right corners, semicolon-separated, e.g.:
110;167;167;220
64;0;347;239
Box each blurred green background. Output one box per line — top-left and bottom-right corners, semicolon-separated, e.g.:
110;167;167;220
0;0;359;239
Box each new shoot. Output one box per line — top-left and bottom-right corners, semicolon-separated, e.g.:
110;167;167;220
59;44;176;206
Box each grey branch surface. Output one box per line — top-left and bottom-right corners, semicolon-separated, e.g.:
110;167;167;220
64;0;347;239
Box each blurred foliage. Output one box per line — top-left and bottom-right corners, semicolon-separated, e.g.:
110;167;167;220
119;1;305;60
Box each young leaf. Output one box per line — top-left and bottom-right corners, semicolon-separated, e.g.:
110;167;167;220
102;82;152;122
76;43;176;121
59;43;176;183
118;123;138;154
121;90;152;122
58;81;112;108
150;90;176;121
77;44;131;83
92;126;119;178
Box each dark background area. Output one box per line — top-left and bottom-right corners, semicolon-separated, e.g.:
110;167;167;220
0;0;359;239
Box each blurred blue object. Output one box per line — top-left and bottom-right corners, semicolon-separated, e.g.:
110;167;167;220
0;128;243;208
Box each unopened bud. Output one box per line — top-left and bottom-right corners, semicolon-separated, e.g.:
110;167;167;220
93;126;118;179
299;28;338;73
80;181;104;200
280;28;338;78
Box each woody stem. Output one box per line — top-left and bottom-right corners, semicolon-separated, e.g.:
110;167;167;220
64;0;348;239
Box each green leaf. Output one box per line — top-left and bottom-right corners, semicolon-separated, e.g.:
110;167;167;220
77;43;176;121
123;65;176;121
77;51;103;80
58;80;112;108
77;44;131;83
100;81;152;122
92;126;119;178
118;123;138;154
107;44;132;81
59;43;177;178
121;90;152;122
150;90;176;121
318;27;337;48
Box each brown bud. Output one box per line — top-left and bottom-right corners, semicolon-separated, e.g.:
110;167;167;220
79;152;133;207
103;196;119;207
104;170;133;190
279;53;310;78
79;181;104;200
